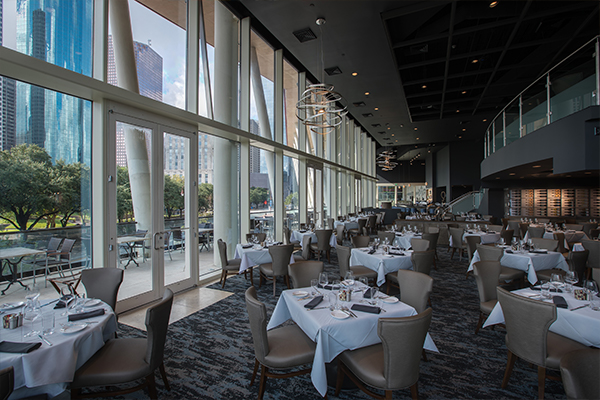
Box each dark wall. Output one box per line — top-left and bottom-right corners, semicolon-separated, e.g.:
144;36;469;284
449;140;483;188
377;162;426;183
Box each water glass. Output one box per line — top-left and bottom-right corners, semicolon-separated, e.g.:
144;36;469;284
540;281;551;299
550;273;564;291
565;270;578;293
318;272;328;288
310;279;318;296
42;311;55;335
584;280;599;310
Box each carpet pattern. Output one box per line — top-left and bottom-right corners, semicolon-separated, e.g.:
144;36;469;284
83;245;568;400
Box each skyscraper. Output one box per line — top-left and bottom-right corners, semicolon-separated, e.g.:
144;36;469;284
0;0;16;151
14;0;93;164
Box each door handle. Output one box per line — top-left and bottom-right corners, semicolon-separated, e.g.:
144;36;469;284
153;232;164;250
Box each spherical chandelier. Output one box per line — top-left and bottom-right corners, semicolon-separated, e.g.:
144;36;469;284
296;83;348;135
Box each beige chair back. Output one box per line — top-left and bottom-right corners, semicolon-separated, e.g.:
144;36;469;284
519;223;529;239
301;235;312;260
246;232;267;243
581;239;600;270
527;226;545;239
217;239;229;267
448;227;464;249
378;308;432;390
397;270;433;313
427;227;440;234
466;235;482;261
410;238;430;252
367;215;377;232
314;229;333;252
531;238;558;251
268;244;295;277
560;349;600;400
553;232;567;253
81;268;124;312
497;287;556;367
487;225;503;233
288;261;324;288
245;287;270;364
337;245;352;278
581;222;598;237
500;229;514;245
476;243;503;261
378;231;396;244
565;224;583;231
146;288;174;371
507;221;521;238
473;261;501;304
336;224;345;245
411;250;435;276
567;250;589;280
421;232;439;250
357;218;367;232
352;235;371;248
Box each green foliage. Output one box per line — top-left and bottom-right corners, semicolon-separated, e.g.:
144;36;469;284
284;192;298;207
164;175;184;219
250;186;270;207
116;166;132;222
198;183;213;213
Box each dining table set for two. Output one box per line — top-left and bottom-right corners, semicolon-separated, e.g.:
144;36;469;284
267;273;437;396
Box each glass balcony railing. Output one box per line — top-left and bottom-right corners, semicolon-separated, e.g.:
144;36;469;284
484;36;599;157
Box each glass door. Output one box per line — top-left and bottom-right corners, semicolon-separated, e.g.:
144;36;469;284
109;109;197;311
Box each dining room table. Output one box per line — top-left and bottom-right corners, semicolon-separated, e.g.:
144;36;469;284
0;248;46;295
350;247;414;287
483;287;600;347
333;218;363;232
390;230;422;250
0;298;117;399
267;285;438;397
234;243;296;274
448;230;501;247
290;230;337;249
523;229;588;247
116;235;148;268
467;246;569;285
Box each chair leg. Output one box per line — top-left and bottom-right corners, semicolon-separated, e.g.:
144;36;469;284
537;366;546;400
250;359;259;386
258;365;268;400
221;270;227;289
334;360;345;396
451;248;456;259
159;362;170;390
146;373;158;399
273;277;277;296
410;383;418;400
501;350;517;388
422;349;428;362
385;390;393;400
475;312;484;334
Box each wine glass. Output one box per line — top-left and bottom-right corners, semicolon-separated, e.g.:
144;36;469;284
550;273;564;293
584;280;600;311
310;279;319;296
565;270;578;293
25;284;41;308
344;271;355;289
22;305;41;337
318;272;328;289
370;287;380;306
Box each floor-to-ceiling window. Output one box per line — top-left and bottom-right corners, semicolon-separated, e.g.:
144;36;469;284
283;155;299;230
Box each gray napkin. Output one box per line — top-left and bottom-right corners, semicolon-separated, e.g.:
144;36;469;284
68;308;105;322
351;304;381;314
0;341;42;353
552;296;568;309
304;296;323;309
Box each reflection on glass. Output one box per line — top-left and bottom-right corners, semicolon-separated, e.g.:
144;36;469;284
250;147;275;239
284;156;299;230
283;60;299;148
250;31;275;138
522;81;548;136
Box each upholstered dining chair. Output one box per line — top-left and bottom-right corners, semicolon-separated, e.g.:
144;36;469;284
486;224;503;233
247;232;267;243
288;261;324;288
0;366;13;400
282;226;300;248
564;224;583;231
327;218;335;230
566;249;589;281
581;239;600;279
310;229;333;262
426;227;440;234
581;222;598;237
552;232;568;254
217;239;243;288
465;235;482;263
397;270;433;313
335;308;432;400
589;228;599;240
351;235;371;248
335;224;346;245
377;231;396;245
386;251;434;294
348;218;367;238
507;221;521;239
500;229;514;245
293;235;312;262
448;227;466;260
71;289;174;399
410;238;430;252
337;245;377;282
472;261;501;334
245;287;316;400
560;348;600;400
527;226;545;239
496;287;587;400
531;238;558;251
366;215;378;235
259;244;295;296
81;268;124;312
476;244;524;286
421;232;439;260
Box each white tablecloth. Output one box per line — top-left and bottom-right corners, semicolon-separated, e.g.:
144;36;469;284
390;231;422;250
523;230;587;247
0;301;117;398
449;231;501;247
234;244;295;273
290;230;337;250
267;287;437;396
468;248;569;284
333;219;362;231
484;288;600;347
350;248;413;286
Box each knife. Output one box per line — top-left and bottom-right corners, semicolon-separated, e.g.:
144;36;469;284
569;304;589;311
38;334;53;346
306;306;328;311
40;299;59;308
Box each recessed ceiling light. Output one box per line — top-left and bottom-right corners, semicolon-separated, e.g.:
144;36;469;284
352;72;358;76
387;127;391;130
461;91;467;94
365;92;370;96
489;1;499;8
483;119;487;122
585;171;591;174
532;165;541;168
496;177;500;179
391;134;394;136
462;128;466;131
509;172;516;176
414;127;418;131
416;137;419;140
395;140;398;142
456;110;460;113
458;135;462;139
422;85;427;89
472;59;479;64
374;107;379;111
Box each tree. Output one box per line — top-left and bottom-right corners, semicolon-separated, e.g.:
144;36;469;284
0;144;57;231
52;160;90;227
116;166;132;222
284;192;298;209
164;175;184;219
249;186;270;208
198;183;213;213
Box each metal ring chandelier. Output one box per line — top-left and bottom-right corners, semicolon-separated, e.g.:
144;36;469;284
296;83;348;135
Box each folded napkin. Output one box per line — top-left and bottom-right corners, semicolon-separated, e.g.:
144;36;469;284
318;284;334;290
552;296;568;308
530;286;563;293
505;250;514;254
242;244;253;248
304;296;323;309
0;341;42;353
367;249;376;255
389;251;404;256
351;304;381;314
529;250;548;254
54;294;75;309
68;308;105;322
363;288;376;299
299;230;306;233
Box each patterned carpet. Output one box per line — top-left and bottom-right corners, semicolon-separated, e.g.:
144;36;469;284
84;245;568;400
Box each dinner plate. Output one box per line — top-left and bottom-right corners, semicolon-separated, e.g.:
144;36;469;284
60;323;87;334
330;310;350;319
83;299;101;308
293;291;309;297
382;296;399;304
0;301;25;310
341;280;354;286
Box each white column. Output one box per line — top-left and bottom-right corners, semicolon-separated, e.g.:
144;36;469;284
214;2;238;260
274;50;284;239
239;18;251;237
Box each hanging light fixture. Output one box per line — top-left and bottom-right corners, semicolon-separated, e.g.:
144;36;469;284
376;148;398;171
296;17;348;135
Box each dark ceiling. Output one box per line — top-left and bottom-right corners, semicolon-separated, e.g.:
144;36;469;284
230;0;599;160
